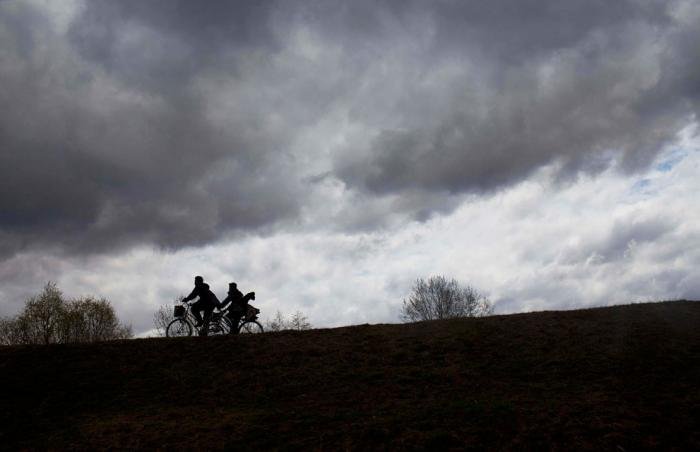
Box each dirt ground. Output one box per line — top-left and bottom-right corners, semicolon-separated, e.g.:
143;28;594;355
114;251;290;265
1;300;699;450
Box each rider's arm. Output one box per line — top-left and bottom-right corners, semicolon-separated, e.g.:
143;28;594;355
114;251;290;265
182;286;199;303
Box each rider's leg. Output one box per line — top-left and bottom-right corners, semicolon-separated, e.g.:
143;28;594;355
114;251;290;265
228;310;242;334
191;301;204;326
199;307;213;336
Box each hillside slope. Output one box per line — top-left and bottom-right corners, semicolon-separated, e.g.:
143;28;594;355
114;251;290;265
1;301;699;450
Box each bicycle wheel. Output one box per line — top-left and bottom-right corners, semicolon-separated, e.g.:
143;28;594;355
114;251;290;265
166;318;193;337
238;321;264;334
207;319;227;336
219;316;234;334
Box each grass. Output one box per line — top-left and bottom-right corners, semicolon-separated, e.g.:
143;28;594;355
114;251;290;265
1;300;699;450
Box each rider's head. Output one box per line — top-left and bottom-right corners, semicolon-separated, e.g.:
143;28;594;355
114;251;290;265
194;275;204;285
229;282;237;290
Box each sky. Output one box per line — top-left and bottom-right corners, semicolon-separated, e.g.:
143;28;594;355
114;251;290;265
1;0;699;336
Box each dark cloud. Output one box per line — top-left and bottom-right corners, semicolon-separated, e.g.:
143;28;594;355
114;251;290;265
334;0;699;196
68;0;278;92
0;0;300;257
1;0;699;260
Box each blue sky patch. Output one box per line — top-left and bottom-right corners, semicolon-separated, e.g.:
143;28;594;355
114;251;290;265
655;149;688;172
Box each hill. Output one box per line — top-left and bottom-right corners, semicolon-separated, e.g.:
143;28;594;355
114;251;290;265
1;301;699;450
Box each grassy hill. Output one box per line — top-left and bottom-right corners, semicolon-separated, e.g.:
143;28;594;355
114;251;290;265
1;301;699;450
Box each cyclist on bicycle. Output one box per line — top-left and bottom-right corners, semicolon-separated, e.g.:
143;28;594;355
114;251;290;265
220;282;246;330
182;276;219;329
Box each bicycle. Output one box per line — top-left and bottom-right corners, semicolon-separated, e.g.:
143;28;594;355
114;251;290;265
166;300;264;337
165;302;228;337
219;302;265;334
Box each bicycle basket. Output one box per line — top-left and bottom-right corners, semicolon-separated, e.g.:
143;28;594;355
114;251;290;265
245;305;260;321
173;305;186;318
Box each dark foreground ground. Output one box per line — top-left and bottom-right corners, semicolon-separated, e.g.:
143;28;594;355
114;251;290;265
1;301;699;450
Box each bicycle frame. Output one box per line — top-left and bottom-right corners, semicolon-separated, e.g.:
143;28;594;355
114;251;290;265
174;302;220;334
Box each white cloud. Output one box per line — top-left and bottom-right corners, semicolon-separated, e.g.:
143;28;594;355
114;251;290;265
3;138;697;335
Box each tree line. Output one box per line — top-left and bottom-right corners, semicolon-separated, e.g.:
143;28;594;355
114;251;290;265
2;275;488;345
0;282;132;345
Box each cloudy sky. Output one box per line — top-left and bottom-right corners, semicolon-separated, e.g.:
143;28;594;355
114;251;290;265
1;0;699;335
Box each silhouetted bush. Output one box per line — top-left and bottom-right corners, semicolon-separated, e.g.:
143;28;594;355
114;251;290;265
401;276;493;322
0;282;131;345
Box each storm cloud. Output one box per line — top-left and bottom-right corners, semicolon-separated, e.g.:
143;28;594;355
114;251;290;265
334;1;699;194
1;0;699;260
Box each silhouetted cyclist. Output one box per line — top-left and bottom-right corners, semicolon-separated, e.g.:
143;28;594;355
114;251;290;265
182;276;219;331
220;282;246;331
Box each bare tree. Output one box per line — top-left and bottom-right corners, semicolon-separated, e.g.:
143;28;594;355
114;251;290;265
265;310;312;332
152;295;184;337
265;310;288;332
401;276;493;322
153;305;173;337
289;311;311;331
